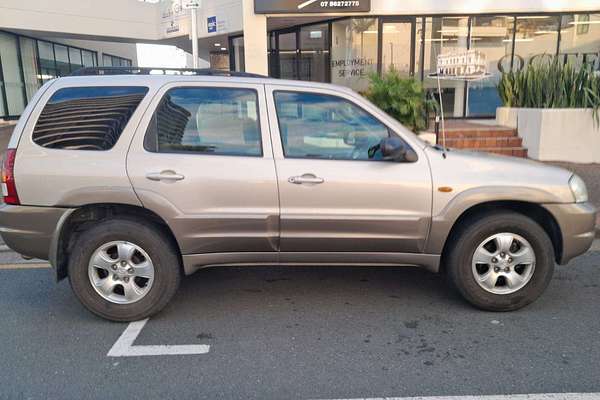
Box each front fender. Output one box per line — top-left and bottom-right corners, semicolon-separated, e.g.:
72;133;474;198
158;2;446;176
425;185;567;255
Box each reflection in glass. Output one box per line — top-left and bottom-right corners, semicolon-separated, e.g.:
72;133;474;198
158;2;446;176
381;22;413;77
274;91;390;160
422;17;469;117
300;24;329;82
277;32;297;80
69;47;83;72
150;88;261;157
467;16;515;116
0;32;26;115
54;44;70;76
559;14;600;69
514;16;560;68
19;37;41;101
331;18;378;92
37;41;57;83
231;36;245;72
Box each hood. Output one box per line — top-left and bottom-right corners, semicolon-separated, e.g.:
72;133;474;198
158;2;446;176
424;146;575;205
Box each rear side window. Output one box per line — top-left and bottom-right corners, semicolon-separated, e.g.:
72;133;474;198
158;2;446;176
32;86;148;150
144;87;262;157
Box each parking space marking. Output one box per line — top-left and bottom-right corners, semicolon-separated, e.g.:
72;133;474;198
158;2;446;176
315;393;600;400
107;318;210;357
0;263;50;270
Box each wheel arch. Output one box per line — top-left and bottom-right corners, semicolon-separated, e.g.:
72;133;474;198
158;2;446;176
51;203;182;281
436;200;563;274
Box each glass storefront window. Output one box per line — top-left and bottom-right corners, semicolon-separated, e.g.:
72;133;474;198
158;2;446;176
467;16;515;116
82;50;95;67
559;13;600;69
0;32;26;116
277;31;297;79
230;36;245;72
299;24;329;82
19;37;41;101
331;18;378;93
381;20;414;77
54;44;70;76
37;40;57;82
69;47;82;72
514;16;560;68
422;16;469;117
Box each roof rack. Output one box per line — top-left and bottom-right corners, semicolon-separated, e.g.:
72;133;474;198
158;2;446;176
70;66;268;78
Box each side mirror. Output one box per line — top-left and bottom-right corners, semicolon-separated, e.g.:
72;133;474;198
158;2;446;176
377;137;417;162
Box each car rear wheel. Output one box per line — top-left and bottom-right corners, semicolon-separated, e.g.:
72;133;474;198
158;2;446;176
68;219;181;321
446;211;554;311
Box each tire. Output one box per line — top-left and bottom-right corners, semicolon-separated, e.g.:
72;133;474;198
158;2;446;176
68;219;181;322
446;211;555;312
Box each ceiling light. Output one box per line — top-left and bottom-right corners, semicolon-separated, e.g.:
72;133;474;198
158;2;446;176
221;47;227;51
214;43;221;47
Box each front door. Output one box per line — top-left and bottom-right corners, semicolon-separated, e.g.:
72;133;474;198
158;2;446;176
265;84;432;254
127;82;279;255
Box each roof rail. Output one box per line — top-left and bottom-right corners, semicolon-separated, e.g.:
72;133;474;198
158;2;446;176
70;66;268;78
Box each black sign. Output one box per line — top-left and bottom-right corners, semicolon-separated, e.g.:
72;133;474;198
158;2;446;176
255;0;371;14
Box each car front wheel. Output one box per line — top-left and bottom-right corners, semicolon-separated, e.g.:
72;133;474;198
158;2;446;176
446;211;555;311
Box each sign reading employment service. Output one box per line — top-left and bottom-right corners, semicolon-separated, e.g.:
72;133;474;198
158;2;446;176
255;0;370;14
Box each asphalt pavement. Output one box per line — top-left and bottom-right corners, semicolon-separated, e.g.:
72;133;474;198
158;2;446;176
0;243;599;400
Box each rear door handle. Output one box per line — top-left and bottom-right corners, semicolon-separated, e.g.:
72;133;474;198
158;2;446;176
146;171;185;182
288;173;324;185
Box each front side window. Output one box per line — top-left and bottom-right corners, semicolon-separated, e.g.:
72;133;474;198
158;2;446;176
274;91;390;161
145;87;262;157
32;86;148;150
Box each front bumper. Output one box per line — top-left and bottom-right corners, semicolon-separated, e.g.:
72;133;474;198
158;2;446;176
0;204;72;261
543;202;597;265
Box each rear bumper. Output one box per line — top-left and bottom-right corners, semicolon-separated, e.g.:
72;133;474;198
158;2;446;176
0;204;73;261
543;202;597;265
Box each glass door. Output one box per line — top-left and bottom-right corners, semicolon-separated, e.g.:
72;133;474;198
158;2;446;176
379;18;416;77
276;30;298;80
299;24;330;82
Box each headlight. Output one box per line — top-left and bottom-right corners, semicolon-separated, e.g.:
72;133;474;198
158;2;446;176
569;174;588;203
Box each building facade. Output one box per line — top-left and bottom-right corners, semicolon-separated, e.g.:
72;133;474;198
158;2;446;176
1;0;599;119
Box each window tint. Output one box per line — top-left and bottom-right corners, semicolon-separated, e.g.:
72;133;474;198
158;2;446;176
32;86;148;150
274;91;390;160
145;87;262;157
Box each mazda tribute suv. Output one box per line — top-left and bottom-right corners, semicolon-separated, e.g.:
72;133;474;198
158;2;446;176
0;68;596;321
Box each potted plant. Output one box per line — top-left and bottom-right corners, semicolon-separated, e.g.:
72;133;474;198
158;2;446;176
496;58;600;163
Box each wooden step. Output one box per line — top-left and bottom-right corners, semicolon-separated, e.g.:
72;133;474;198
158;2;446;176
443;129;518;139
468;147;528;158
444;136;523;149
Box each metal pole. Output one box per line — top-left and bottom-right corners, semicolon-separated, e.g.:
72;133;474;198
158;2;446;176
191;6;199;68
436;74;447;159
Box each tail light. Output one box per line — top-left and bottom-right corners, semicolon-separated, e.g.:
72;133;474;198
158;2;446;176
1;149;20;205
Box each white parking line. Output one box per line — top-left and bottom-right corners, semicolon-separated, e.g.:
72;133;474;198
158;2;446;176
107;318;210;357
314;394;600;400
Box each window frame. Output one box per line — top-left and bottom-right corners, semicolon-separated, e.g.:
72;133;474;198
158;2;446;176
144;86;264;158
272;89;412;162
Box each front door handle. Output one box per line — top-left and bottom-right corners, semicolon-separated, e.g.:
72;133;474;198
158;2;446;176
288;173;324;185
146;170;185;182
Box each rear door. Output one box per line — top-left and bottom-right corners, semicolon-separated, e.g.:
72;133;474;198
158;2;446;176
127;81;280;256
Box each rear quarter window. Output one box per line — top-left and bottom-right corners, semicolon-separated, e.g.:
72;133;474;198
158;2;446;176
32;86;148;150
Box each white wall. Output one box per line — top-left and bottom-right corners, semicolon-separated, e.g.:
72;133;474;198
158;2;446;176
0;0;160;41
